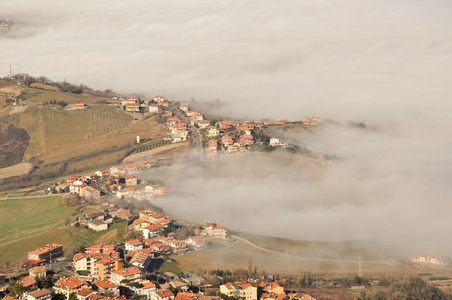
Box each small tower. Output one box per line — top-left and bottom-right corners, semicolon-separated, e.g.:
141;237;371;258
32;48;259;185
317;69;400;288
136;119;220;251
136;136;140;144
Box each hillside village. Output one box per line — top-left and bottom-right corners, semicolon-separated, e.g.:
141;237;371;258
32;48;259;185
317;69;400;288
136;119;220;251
1;76;452;300
105;94;323;159
0;203;318;300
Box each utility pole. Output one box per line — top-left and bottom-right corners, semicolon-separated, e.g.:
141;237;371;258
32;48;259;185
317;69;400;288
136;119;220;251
359;256;362;277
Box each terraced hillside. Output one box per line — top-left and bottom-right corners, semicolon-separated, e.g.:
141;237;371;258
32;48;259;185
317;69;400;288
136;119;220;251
0;80;169;189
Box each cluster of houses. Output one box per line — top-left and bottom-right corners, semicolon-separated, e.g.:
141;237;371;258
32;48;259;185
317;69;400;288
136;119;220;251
2;233;318;300
411;253;449;265
1;263;314;300
50;165;168;202
173;101;321;157
0;16;18;31
219;281;314;300
113;95;169;113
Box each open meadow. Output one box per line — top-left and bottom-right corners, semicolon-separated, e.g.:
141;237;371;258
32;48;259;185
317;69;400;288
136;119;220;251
0;196;74;245
0;195;128;266
0;162;32;179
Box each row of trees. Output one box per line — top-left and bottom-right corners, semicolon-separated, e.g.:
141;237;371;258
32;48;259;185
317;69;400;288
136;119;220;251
8;74;118;97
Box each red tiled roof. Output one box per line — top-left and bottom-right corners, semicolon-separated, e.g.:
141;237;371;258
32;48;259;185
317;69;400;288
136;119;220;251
96;280;117;289
155;289;174;298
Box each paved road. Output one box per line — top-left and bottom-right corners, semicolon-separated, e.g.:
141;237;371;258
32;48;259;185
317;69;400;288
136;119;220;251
169;103;203;162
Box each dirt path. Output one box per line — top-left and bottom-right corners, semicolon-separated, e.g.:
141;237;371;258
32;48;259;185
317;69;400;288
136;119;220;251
8;105;27;115
0;194;60;201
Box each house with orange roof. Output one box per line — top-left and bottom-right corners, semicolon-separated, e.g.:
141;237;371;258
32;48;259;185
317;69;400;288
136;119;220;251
143;224;165;239
132;280;156;298
29;266;47;278
186;236;208;250
202;223;228;239
19;277;37;289
259;282;284;295
179;102;188;111
150;289;175;300
54;277;90;299
263;121;276;126
121;98;139;106
125;175;138;186
110;267;141;285
153;95;165;103
278;120;291;125
222;136;234;147
28;244;63;261
240;134;254;145
72;253;90;272
136;160;153;170
86;244;115;255
125;239;144;253
220;282;257;300
287;293;314;300
156;218;172;228
76;289;97;300
303;117;321;125
193;119;210;129
26;289;52;300
95;170;109;178
186;111;198;117
133;219;151;230
95;280;119;297
115;208;134;219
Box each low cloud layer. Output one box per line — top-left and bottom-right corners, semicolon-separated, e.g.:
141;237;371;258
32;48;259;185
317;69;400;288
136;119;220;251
2;0;452;258
148;124;452;258
2;0;452;124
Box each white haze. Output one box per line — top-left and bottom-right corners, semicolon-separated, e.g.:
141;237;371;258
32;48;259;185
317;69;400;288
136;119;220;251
2;0;452;257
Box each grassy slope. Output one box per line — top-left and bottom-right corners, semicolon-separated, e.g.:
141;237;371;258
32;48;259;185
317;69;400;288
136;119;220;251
25;88;111;104
0;193;128;267
0;103;168;165
0;196;74;245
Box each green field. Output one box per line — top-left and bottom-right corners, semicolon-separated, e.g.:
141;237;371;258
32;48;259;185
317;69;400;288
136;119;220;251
0;195;128;266
0;196;74;245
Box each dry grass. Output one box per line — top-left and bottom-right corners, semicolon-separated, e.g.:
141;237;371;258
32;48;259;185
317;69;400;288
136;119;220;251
174;237;452;277
25;88;111;104
0;162;32;179
8;105;28;115
29;83;60;91
123;142;189;162
0;105;168;166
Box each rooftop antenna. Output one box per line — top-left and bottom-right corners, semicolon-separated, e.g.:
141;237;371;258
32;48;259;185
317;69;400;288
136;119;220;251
359;256;362;277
